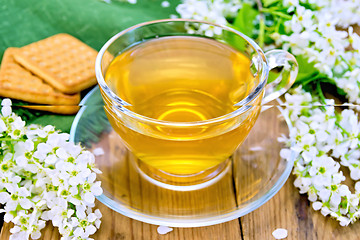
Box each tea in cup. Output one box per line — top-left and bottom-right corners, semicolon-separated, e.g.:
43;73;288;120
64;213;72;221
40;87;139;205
95;19;298;190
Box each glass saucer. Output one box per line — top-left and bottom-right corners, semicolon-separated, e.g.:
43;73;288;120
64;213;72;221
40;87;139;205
70;86;294;227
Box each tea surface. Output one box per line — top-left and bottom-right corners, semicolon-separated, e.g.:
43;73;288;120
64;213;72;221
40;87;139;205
104;36;259;175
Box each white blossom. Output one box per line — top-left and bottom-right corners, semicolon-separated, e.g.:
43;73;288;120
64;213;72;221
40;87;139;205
272;228;288;239
280;87;360;226
161;1;170;8
176;0;243;36
275;0;360;103
0;100;102;239
92;147;104;156
157;225;173;235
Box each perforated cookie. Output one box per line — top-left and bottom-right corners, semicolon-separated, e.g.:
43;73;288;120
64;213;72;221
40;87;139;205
0;48;80;114
14;33;98;94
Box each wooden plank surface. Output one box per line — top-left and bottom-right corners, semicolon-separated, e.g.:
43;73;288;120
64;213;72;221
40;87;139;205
4;176;360;240
0;201;242;240
2;107;360;240
241;173;360;240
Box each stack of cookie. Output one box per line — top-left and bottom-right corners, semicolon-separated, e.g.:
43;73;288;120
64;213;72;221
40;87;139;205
0;34;99;114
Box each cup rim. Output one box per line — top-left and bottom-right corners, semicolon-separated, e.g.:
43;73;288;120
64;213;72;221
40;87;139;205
95;18;269;127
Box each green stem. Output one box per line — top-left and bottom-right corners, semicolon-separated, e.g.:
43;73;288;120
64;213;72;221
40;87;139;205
0;137;23;142
339;55;354;71
296;75;331;87
335;122;351;137
259;17;265;48
334;112;352;137
316;81;326;105
256;0;265;48
260;8;292;20
316;81;327;112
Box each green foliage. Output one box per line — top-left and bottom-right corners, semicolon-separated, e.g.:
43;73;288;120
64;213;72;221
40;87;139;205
294;55;346;97
295;55;320;84
75;89;111;148
232;3;259;38
0;0;179;132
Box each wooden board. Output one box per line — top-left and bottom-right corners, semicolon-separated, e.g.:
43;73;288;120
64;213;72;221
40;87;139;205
0;201;242;240
241;174;360;240
3;176;360;240
2;107;360;240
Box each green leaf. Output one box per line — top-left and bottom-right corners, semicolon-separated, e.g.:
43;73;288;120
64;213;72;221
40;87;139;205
0;0;180;58
28;115;76;133
223;31;247;52
0;0;179;132
293;55;348;98
2;101;44;123
295;55;320;84
232;3;258;37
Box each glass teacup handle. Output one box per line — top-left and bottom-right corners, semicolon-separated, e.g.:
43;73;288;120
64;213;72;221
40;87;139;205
262;50;298;104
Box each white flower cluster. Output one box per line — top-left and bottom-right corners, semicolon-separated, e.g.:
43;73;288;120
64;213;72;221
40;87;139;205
176;0;360;105
176;0;245;36
280;87;360;226
278;0;360;104
174;0;360;226
0;99;103;240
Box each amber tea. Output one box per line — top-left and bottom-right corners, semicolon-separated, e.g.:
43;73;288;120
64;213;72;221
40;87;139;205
104;36;261;175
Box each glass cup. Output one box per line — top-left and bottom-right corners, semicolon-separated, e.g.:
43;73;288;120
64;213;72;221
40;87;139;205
95;19;298;190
